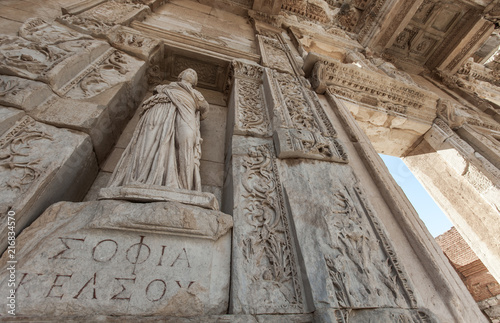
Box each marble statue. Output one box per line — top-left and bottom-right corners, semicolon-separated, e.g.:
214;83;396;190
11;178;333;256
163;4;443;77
108;68;209;191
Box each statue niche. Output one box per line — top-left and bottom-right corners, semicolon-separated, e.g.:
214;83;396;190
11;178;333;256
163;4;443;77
100;68;219;210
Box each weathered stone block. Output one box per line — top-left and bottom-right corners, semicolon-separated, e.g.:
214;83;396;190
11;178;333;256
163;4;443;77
0;116;97;253
0;20;110;92
106;25;163;61
0;200;232;317
31;49;148;163
273;128;348;162
0;76;53;112
99;184;220;210
0;106;24;136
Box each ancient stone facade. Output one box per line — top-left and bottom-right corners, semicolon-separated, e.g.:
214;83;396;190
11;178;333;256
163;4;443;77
0;0;499;322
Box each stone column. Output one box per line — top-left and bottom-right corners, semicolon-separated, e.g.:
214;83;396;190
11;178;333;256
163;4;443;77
404;118;500;283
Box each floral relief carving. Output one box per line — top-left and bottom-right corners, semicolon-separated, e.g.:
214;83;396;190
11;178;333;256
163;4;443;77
259;35;295;74
64;49;130;99
237;79;270;136
273;70;320;130
240;144;303;311
0;117;53;190
323;185;417;309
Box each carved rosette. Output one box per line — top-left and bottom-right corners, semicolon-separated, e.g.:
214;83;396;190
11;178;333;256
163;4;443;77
231;61;271;137
238;144;303;312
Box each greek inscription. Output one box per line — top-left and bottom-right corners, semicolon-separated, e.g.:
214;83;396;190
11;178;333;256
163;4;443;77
157;245;167;266
45;274;72;299
170;248;191;268
145;279;167;302
73;273;97;299
92;239;118;262
126;236;150;274
15;273;43;297
111;277;136;301
49;237;85;260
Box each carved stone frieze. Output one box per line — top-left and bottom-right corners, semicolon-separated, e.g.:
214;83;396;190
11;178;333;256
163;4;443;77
19;18;93;46
0;23;110;91
324;186;415;308
265;68;347;161
57;14;115;38
281;160;420;312
231;143;303;313
0;116;53;192
62;49;138;99
312;60;438;123
78;1;151;26
0;35;69;82
236;80;270;136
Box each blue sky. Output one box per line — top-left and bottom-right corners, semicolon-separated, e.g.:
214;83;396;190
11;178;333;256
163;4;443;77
380;154;453;237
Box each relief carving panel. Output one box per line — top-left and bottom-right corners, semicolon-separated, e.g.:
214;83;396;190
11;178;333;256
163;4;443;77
230;142;304;313
232;61;271;137
266;69;347;162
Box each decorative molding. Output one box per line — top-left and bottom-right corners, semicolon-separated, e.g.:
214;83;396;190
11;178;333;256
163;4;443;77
312;60;438;123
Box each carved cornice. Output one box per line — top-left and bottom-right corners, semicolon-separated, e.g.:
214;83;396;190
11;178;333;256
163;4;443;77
130;21;260;63
311;59;438;123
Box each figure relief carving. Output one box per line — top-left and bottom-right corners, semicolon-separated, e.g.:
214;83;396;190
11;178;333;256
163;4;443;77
240;144;303;310
0;117;53;190
323;186;417;309
107;69;208;191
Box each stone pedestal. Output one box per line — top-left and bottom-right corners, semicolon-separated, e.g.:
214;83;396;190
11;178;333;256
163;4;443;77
0;200;232;318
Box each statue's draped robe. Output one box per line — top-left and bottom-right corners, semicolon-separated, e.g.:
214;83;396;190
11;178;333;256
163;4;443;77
108;82;207;191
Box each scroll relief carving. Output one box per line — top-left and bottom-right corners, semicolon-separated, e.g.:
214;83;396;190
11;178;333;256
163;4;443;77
312;60;438;123
232;61;270;137
0;117;53;191
323;185;417;309
269;69;347;162
0;35;69;82
240;144;303;311
63;49;131;99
